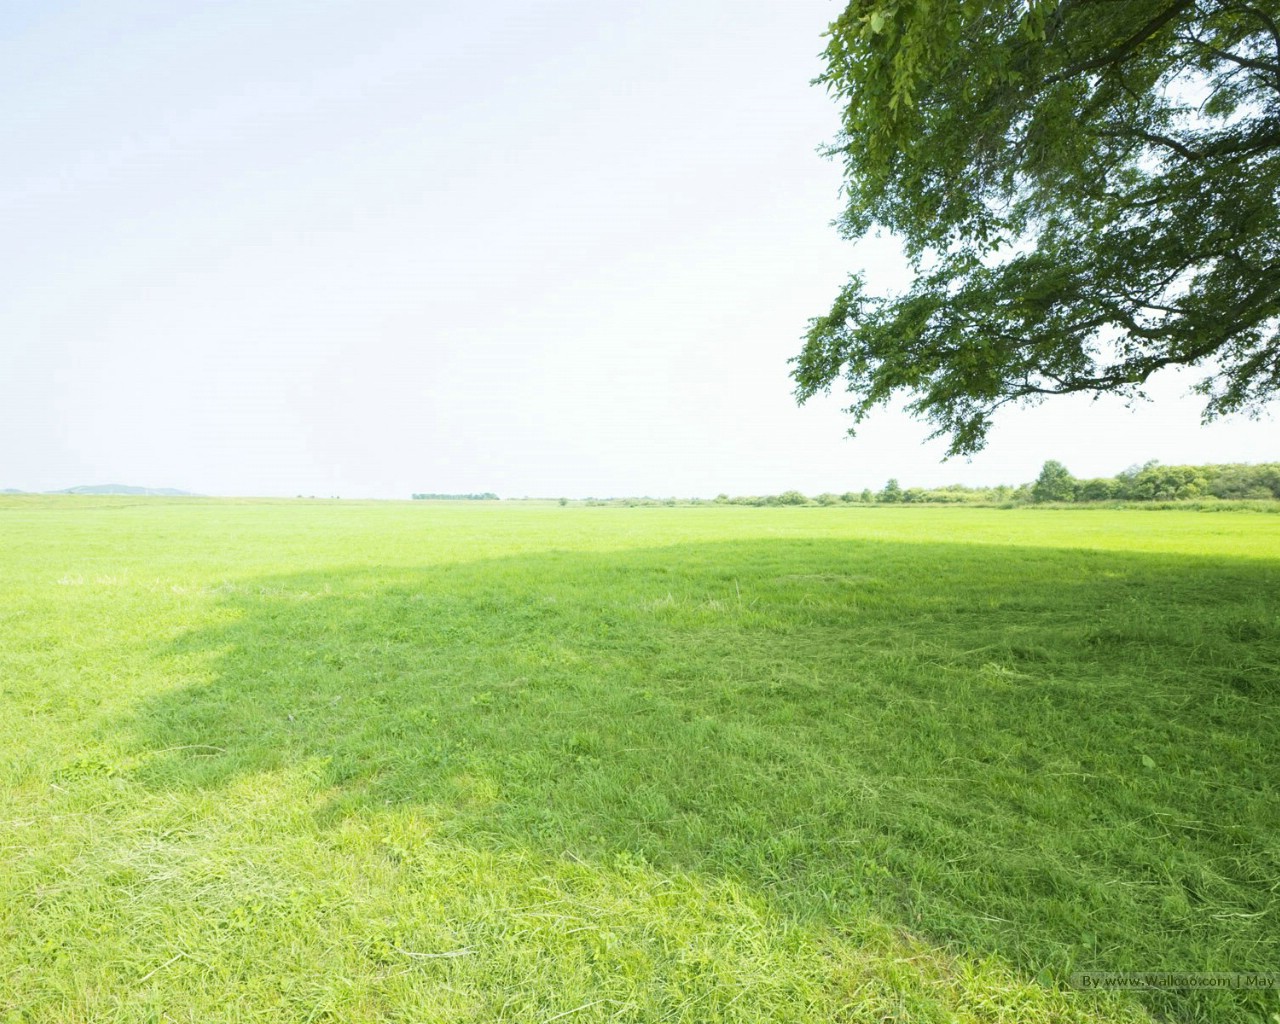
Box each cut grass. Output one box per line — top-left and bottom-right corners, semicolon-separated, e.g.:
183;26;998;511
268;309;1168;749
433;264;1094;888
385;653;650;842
1;498;1277;1022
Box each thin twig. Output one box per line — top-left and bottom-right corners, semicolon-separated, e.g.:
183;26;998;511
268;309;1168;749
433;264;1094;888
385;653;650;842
395;946;474;960
545;1000;607;1023
152;745;227;755
137;953;185;984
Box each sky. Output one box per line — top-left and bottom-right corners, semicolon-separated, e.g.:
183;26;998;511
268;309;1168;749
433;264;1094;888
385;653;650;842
2;0;1275;499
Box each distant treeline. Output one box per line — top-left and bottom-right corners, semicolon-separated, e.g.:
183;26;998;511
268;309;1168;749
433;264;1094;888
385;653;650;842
577;462;1280;508
1022;461;1279;503
411;493;499;501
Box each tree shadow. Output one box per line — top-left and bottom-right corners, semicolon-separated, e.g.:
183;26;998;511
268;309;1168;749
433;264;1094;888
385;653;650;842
121;537;1279;1022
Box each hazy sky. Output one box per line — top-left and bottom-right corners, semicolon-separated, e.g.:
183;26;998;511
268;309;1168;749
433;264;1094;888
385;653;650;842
3;0;1275;498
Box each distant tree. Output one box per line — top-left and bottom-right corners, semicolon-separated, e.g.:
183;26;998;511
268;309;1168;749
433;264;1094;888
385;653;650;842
1209;463;1280;499
793;0;1280;455
879;478;904;503
1114;461;1157;499
1128;463;1209;500
1077;478;1119;502
1032;460;1077;503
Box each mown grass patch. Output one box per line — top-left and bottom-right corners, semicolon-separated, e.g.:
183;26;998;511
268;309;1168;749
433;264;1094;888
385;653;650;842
1;499;1277;1022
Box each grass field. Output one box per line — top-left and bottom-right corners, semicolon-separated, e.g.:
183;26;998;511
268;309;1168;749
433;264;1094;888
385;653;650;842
1;497;1277;1023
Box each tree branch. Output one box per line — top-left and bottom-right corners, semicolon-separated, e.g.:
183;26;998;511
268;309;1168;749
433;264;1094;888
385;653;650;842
1101;126;1200;159
1223;2;1280;67
1047;0;1196;82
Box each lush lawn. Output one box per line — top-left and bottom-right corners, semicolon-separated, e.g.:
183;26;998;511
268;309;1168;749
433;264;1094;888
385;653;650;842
1;497;1277;1023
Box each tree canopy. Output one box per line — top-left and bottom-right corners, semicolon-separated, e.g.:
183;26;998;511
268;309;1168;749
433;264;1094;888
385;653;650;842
1032;459;1077;502
792;0;1280;455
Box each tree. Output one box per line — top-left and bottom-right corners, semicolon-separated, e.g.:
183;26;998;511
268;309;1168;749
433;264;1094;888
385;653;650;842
1077;477;1119;501
792;0;1280;455
879;477;904;502
1032;459;1077;502
1126;461;1210;498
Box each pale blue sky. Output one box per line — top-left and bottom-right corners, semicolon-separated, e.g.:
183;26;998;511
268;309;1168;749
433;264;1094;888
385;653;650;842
3;0;1274;498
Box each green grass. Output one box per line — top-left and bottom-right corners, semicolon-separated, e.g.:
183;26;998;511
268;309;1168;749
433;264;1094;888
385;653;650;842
1;497;1277;1023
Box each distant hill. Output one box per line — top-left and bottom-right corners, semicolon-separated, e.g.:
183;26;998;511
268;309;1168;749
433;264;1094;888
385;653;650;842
51;484;197;497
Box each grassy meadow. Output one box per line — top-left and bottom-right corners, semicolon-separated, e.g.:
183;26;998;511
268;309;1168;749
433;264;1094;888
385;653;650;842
1;496;1277;1023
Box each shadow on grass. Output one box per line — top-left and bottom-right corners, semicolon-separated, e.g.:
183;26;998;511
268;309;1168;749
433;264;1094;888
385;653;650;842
126;538;1279;1021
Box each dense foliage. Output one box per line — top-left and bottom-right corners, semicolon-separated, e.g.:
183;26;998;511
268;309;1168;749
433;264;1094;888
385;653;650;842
793;0;1280;454
411;492;499;501
576;462;1280;506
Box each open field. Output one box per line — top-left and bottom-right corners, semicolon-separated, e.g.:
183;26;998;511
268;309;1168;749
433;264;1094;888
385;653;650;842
1;497;1277;1023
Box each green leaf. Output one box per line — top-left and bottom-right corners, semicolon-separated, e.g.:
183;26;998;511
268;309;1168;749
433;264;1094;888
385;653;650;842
797;0;1280;455
1141;754;1156;769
